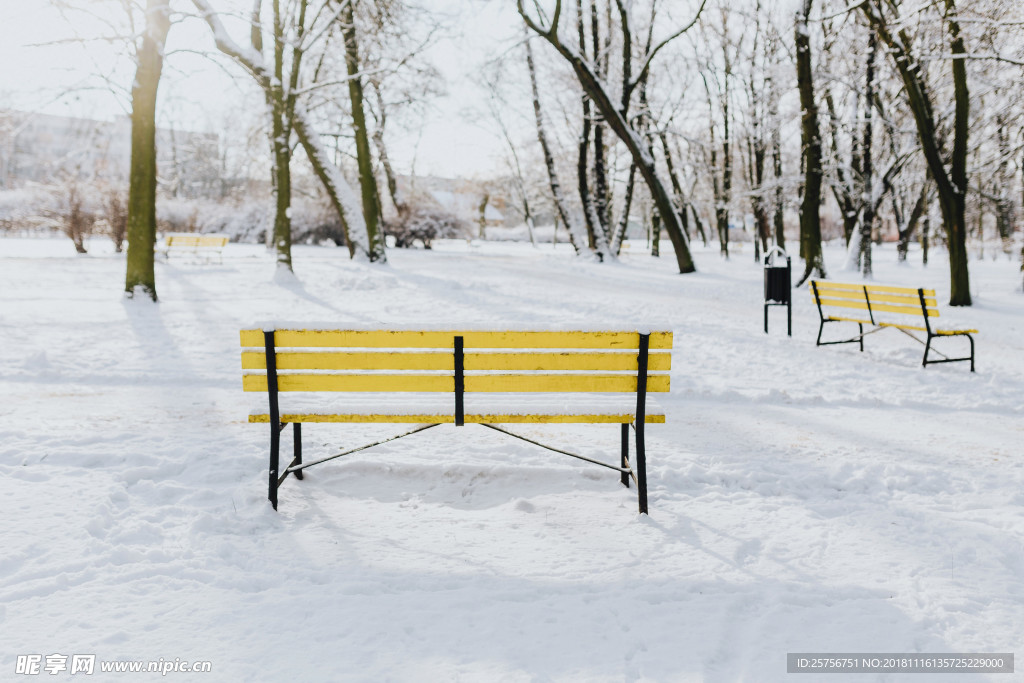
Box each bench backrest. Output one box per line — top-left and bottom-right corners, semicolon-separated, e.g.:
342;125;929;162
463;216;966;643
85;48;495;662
240;329;671;394
165;234;229;248
810;280;938;325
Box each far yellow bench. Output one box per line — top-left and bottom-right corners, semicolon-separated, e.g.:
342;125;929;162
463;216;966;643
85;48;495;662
161;233;229;263
240;328;672;513
810;280;976;371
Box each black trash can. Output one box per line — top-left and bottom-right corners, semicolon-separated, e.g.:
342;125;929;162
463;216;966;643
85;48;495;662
763;247;791;335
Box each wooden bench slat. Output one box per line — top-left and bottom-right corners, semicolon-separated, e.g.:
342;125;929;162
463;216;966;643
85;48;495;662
241;350;671;372
248;413;667;424
466;374;670;393
812;281;935;296
468;351;670;371
832;320;975;335
935;327;978;335
243;373;671;393
240;329;673;350
244;374;452;392
816;297;939;317
810;288;937;308
242;350;453;371
826;314;875;326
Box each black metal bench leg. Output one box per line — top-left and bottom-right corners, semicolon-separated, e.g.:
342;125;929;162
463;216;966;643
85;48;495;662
969;334;975;372
269;422;280;510
620;423;630;488
635;421;648;515
859;323;864;352
293;423;303;480
923;333;933;368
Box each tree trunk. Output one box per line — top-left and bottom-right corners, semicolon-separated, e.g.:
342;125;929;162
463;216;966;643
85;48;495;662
651;207;661;257
293;106;370;258
768;55;786;252
706;82;730;259
124;0;170;300
859;27;877;278
589;0;611;237
659;132;690;241
823;87;860;247
525;29;589;254
270;108;292;268
794;0;826;285
64;183;89;254
994;115;1015;253
746;110;770;260
477;193;489;240
371;82;405;217
771;121;786;251
342;0;385;262
921;215;930;265
107;189;127;253
269;2;293;267
576;0;599;253
719;73;732;259
690;203;709;248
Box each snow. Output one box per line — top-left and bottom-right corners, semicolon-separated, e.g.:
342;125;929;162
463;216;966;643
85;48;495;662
2;235;1023;681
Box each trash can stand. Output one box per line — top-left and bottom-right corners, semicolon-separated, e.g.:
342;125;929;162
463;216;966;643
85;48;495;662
764;246;791;336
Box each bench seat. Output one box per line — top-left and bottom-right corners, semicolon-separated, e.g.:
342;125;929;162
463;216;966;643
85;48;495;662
248;392;666;424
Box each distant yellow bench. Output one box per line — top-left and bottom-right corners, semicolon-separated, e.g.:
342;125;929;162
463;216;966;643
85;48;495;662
240;328;672;513
161;233;229;262
810;280;976;371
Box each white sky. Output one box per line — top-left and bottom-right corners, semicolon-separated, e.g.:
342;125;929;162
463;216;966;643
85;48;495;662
0;0;522;179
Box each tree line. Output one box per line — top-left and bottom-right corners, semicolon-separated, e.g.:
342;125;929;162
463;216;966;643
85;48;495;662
513;0;1022;304
67;0;1024;303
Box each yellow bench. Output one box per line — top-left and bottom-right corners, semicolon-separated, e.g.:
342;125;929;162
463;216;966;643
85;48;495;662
161;233;229;262
810;280;976;371
240;328;672;513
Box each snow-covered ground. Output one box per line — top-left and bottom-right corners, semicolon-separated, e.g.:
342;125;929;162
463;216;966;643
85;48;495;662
1;235;1022;682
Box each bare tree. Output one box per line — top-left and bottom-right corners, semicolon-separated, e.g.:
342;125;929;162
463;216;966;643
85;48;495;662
525;23;592;254
859;0;972;305
191;0;376;267
519;0;703;274
106;187;128;253
858;25;878;277
125;0;171;299
341;0;386;260
794;0;826;285
741;0;773;261
62;182;91;254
